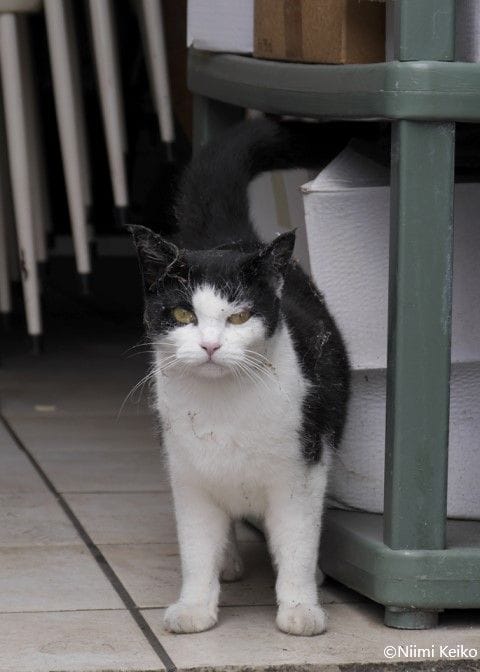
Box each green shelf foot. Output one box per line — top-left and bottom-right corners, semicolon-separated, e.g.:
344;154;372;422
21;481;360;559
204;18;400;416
384;607;440;630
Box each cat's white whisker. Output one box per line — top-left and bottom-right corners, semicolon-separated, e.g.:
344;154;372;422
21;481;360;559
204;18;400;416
117;370;156;420
122;341;153;356
126;349;157;360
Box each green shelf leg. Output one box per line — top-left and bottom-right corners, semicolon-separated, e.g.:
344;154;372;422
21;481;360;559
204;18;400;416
382;0;456;630
384;607;440;630
193;94;244;152
385;120;454;552
384;120;455;628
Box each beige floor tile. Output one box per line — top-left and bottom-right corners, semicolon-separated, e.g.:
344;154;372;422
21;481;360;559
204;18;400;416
0;610;163;672
0;492;80;546
101;540;366;610
0;421;17;448
32;446;167;494
100;542;276;608
0;546;123;612
100;543;180;608
144;603;480;670
0;450;47;493
0;422;47;493
0;385;151;418
7;415;169;493
8;414;159;453
38;449;168;494
320;577;369;605
65;492;177;544
1;360;152;418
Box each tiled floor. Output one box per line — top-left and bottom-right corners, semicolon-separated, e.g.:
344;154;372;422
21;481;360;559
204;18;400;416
1;320;479;672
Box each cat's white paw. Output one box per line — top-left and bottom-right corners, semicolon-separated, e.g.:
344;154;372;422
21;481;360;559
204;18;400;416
276;603;327;636
220;553;244;582
164;602;217;634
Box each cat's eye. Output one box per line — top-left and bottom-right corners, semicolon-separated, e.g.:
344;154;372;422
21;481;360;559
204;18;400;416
172;307;196;324
228;310;251;325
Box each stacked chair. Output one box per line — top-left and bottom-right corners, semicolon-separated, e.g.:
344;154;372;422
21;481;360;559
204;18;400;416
0;0;174;351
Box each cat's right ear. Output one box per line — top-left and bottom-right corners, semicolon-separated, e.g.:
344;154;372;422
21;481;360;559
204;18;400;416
129;225;181;292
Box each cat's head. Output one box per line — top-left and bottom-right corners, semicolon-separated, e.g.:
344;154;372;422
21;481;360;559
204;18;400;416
130;226;295;380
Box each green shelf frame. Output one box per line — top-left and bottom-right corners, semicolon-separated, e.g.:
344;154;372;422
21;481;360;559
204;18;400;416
321;512;480;610
189;51;480;123
187;0;480;629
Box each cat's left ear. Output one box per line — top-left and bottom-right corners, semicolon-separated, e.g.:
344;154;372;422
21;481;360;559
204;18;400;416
261;231;296;273
244;231;296;278
129;225;183;291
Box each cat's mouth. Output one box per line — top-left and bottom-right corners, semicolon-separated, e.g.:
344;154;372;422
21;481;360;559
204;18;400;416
194;360;229;379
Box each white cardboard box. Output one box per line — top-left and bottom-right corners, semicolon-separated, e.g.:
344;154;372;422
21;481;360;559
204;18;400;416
303;147;480;519
187;0;254;53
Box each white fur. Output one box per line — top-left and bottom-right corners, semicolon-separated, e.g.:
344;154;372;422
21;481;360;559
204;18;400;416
154;285;329;636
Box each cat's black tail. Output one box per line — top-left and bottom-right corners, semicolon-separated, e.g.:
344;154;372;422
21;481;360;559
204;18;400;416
173;119;355;250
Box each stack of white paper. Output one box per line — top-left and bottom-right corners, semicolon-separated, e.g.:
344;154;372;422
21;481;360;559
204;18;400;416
303;147;480;518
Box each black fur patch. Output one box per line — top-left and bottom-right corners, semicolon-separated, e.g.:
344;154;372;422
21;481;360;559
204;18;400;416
282;264;350;463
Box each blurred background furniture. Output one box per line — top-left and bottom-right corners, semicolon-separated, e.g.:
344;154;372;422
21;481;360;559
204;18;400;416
0;0;180;349
87;0;129;228
44;0;92;293
0;1;45;350
138;0;175;161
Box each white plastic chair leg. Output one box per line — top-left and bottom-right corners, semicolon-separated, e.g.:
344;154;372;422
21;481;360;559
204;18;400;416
0;13;42;345
44;0;92;290
0;95;13;317
20;17;49;265
0;178;12;317
139;0;175;158
87;0;129;220
0;217;11;318
64;0;92;216
6;211;19;283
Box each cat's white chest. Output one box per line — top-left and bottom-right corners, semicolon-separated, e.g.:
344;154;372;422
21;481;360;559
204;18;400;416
155;328;308;516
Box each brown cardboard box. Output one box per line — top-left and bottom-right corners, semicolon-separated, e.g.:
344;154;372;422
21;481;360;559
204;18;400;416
254;0;385;64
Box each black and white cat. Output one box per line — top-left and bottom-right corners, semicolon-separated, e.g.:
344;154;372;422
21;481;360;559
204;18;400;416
131;119;350;637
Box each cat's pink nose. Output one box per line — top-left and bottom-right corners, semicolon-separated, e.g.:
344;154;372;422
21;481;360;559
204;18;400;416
201;342;221;359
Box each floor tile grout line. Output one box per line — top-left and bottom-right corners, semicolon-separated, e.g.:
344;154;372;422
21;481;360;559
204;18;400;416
59;491;172;495
0;415;177;672
0;607;128;615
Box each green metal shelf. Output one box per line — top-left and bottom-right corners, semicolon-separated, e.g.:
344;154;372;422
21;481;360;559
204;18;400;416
321;512;480;611
189;49;480;122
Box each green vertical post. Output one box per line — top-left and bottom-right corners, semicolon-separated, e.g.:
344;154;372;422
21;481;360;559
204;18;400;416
385;121;454;551
393;0;455;61
384;0;455;628
193;94;244;153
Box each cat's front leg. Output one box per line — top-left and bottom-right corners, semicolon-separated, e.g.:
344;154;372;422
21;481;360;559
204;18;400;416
265;471;327;636
165;476;230;634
